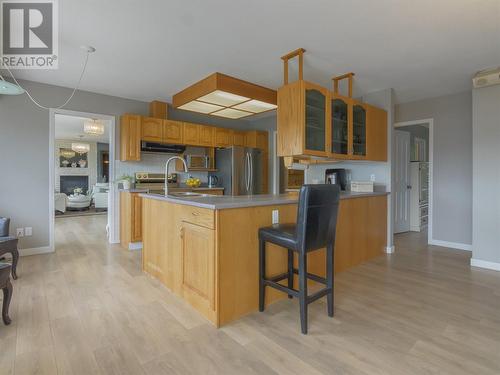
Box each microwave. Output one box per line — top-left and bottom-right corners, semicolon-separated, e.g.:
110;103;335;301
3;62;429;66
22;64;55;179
185;155;209;169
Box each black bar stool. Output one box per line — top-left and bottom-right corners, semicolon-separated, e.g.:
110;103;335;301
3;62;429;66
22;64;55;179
258;184;340;334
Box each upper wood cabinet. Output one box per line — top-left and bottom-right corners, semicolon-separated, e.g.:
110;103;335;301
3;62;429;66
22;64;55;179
244;130;268;151
120;114;141;161
141;117;163;142
277;80;387;161
199;125;215;147
183;123;200;145
215;128;233;147
233;131;246;147
277;80;330;158
366;104;388;161
163;120;184;144
120;114;269;162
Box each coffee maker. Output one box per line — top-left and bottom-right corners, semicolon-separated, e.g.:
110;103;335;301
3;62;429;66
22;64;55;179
325;168;347;191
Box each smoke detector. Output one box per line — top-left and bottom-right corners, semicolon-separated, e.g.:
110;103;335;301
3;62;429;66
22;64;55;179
473;67;500;88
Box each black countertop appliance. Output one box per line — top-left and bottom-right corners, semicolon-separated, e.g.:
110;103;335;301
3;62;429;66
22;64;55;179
325;168;347;191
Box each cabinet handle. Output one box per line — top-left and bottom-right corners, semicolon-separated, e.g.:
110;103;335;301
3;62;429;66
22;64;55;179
180;227;184;239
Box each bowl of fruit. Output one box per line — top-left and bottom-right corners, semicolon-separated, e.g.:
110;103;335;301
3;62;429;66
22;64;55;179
185;177;201;188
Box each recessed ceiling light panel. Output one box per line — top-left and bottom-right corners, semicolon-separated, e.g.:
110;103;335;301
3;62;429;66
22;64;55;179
198;90;249;106
173;73;277;118
233;99;277;113
211;108;253;119
178;100;224;114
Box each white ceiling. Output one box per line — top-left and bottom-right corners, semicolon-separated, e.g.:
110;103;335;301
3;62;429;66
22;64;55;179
8;0;500;104
55;114;110;143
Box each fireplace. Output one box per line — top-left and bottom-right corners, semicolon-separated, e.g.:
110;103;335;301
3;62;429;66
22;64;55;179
60;176;89;195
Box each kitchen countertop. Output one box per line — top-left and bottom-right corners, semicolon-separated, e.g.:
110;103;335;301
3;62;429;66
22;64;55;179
139;191;389;210
120;186;224;193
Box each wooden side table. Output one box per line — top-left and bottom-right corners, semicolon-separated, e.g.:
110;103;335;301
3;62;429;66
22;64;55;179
0;263;12;325
0;237;18;279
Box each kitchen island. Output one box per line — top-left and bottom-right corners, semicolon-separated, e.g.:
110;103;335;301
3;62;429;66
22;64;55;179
140;191;388;326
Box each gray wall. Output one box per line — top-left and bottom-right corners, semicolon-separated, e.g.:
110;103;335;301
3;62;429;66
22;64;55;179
0;79;148;249
396;91;472;245
472;85;500;265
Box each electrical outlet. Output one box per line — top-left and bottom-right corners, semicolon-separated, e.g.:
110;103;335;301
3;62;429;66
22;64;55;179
16;228;24;237
272;210;279;224
25;227;33;236
370;174;376;182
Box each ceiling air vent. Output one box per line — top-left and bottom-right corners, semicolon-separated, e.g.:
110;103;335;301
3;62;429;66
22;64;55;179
473;67;500;88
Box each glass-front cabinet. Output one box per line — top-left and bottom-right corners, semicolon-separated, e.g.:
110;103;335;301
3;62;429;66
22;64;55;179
330;95;349;157
352;102;367;157
304;83;329;156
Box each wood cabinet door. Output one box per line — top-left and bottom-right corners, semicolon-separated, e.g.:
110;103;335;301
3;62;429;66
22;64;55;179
215;128;233;147
183;123;200;146
256;131;268;151
131;194;142;242
141;117;163;142
233;131;246;147
244;131;257;148
330;94;351;159
199;125;215;147
366;105;388;161
351;100;367;159
120;114;141;161
163;120;184;144
181;222;216;314
303;82;330;157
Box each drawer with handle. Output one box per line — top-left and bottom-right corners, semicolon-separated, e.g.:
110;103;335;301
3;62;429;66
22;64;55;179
180;206;215;229
420;206;429;217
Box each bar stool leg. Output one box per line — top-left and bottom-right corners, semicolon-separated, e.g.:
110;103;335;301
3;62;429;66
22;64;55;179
2;278;12;325
259;238;266;312
298;252;308;334
326;243;334;317
287;249;293;298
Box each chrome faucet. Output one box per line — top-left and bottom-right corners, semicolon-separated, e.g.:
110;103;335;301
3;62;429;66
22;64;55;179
165;156;188;196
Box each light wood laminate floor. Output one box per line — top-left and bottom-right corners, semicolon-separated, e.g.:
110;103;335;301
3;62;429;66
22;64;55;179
1;216;500;374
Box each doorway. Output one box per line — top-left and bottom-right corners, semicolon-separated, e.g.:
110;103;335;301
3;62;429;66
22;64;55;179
393;119;433;244
49;109;117;250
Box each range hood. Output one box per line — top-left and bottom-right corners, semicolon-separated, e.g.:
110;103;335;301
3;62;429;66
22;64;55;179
172;73;277;119
141;141;186;154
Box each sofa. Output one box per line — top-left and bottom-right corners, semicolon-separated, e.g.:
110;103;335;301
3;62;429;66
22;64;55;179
54;193;68;213
91;183;109;211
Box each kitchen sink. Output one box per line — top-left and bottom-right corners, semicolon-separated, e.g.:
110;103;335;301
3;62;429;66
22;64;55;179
169;192;211;197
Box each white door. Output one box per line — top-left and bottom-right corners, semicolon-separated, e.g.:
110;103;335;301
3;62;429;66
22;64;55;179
394;130;411;233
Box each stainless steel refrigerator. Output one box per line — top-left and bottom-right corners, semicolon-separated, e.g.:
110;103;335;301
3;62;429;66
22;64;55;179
211;146;264;195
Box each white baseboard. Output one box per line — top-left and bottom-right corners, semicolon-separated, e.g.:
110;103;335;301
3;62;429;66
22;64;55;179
471;258;500;272
128;242;143;251
385;245;395;254
19;246;54;257
429;239;472;251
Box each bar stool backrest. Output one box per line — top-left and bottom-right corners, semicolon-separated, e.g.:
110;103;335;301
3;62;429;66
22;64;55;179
296;184;340;253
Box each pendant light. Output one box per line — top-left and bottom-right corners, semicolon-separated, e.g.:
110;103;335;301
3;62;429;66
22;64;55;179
71;142;90;154
83;119;105;135
0;75;24;95
1;45;95;109
60;149;76;159
71;136;90;154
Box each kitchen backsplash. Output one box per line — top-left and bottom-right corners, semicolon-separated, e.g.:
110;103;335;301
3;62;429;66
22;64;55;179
115;152;208;184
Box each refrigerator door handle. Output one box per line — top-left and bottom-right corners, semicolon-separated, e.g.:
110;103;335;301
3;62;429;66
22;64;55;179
245;153;250;192
249;153;253;194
